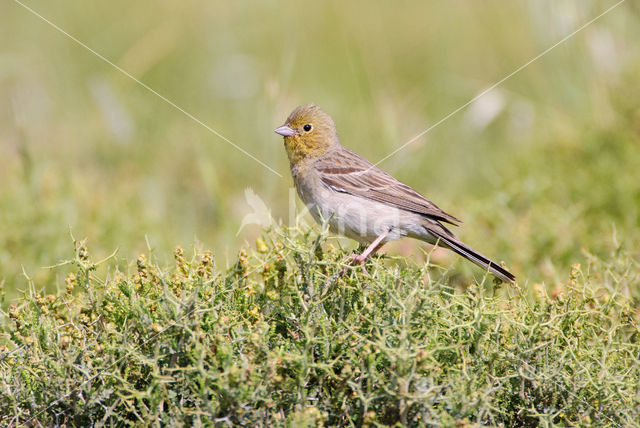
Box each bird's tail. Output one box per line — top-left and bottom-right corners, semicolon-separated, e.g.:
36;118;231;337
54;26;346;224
431;230;515;283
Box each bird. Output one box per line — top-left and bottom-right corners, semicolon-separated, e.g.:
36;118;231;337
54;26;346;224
274;104;515;283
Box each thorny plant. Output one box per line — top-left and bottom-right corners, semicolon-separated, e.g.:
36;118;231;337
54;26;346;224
0;226;639;426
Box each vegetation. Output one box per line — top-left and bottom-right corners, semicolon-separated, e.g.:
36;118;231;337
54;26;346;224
1;1;639;426
2;2;639;299
1;230;639;426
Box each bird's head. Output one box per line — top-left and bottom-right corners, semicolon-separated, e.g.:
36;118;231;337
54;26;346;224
274;104;339;164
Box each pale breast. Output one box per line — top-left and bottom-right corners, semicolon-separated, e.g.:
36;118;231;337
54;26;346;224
291;165;426;244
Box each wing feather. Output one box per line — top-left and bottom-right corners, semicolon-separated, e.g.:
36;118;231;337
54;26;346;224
315;148;461;225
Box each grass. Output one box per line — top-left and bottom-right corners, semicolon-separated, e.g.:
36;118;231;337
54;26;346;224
1;228;639;426
2;2;639;301
2;1;640;426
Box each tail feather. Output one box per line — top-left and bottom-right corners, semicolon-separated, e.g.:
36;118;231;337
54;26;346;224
431;231;515;283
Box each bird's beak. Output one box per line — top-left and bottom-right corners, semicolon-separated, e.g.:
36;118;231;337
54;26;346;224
274;125;296;137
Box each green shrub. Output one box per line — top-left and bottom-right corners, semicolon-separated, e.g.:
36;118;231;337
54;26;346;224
1;228;639;426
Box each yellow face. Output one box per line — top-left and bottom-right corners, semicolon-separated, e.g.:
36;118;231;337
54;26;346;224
275;104;339;164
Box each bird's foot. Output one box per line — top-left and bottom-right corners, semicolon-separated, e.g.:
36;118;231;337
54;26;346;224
348;253;369;275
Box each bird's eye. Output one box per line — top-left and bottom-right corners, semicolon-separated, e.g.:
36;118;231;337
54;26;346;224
303;124;312;132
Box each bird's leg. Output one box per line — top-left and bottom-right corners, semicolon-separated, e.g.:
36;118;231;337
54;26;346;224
349;228;391;274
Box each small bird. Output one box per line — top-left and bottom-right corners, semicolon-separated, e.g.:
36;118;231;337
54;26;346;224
274;104;515;283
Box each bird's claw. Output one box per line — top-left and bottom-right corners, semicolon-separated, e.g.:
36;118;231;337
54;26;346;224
348;253;369;275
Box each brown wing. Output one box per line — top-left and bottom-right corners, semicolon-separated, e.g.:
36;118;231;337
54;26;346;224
315;147;461;225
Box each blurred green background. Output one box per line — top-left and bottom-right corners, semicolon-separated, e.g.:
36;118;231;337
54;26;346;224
1;1;639;302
